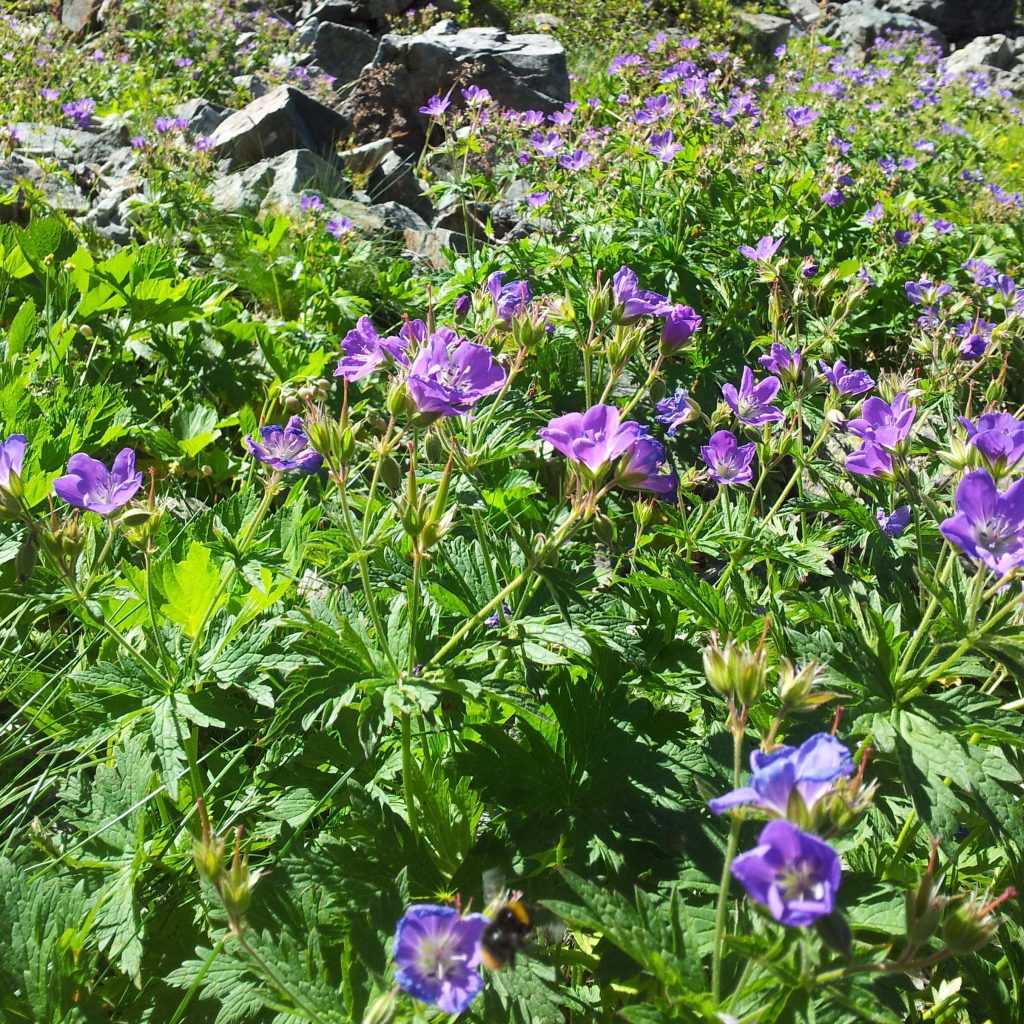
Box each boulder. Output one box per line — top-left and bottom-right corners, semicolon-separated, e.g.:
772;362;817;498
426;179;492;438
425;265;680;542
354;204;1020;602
233;74;270;100
208;86;351;169
10;122;128;166
366;22;570;121
827;1;947;51
945;34;1015;73
784;0;825;30
735;11;791;55
61;0;98;33
875;0;1014;42
366;150;432;220
338;137;394;175
0;155;89;224
82;182;146;243
403;226;460;268
173;98;234;137
298;0;394;33
296;19;379;86
210;148;350;216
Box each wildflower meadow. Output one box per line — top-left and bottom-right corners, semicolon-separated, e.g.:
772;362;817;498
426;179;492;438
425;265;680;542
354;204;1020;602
2;0;1024;1021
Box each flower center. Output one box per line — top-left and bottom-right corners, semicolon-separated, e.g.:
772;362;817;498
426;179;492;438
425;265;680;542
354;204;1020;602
780;859;824;902
975;516;1020;556
415;931;466;981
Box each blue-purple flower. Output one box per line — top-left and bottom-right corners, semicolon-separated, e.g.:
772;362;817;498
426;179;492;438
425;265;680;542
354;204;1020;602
700;430;756;487
955;318;993;360
616;431;677;499
62;97;96;128
723;367;784;427
648;129;681;162
419;94;451;118
334;316;410;382
739;235;783;262
819;359;874;396
905;278;951;306
486;271;532;322
784;106;819;129
758;343;801;382
326;215;352;239
53;448;143;514
656;388;698;436
393;905;488;1014
540;404;641;476
611;266;670;322
846;443;894;478
408;330;505;417
877;506;911;537
0;434;27;494
709;733;853;819
245;417;323;474
846;393;915;449
959;412;1024;473
731;820;842;927
821;188;846;208
940;470;1024;576
660;305;702;351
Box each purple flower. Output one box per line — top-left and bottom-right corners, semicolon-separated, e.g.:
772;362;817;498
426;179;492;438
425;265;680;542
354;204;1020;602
486;271;532;322
905;278;951;306
894;229;912;247
529;130;563;158
700;430;756;487
558;148;592;172
801;258;819;279
194;135;213;152
959;412;1024;473
861;202;884;226
461;85;491;107
660;304;702;351
819;358;876;393
526;190;550;208
940;470;1024;576
723;367;784;427
877;505;911;537
758;343;801;381
419;94;450;118
300;193;323;214
245;417;323;474
540;404;642;476
709;733;853;818
334;316;410;382
40;87;60;101
846;442;894;478
731;820;842;928
739;235;783;262
53;448;143;514
821;188;846;208
656;388;698;436
954;318;993;360
0;434;27;492
611;266;669;322
933;218;954;234
326;215;352;239
785;106;819;128
62;97;96;128
408;330;505;417
175;56;194;68
393;905;488;1014
453;294;471;318
847;393;915;449
648;129;681;162
616;431;677;499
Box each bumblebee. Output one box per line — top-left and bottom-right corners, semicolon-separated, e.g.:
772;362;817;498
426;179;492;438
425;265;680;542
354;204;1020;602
480;898;533;970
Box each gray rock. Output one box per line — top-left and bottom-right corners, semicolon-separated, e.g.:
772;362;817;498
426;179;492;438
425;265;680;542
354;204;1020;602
208;86;351;168
0;155;90;223
61;0;98;33
299;0;391;33
82;181;145;243
10;120;129;168
173;98;233;137
371;24;570;114
233;74;269;100
875;0;1014;42
338;137;394;175
735;11;791;55
403;226;459;267
828;1;947;51
946;34;1015;73
367;150;432;220
785;0;825;30
375;201;429;233
210;148;350;216
297;19;379;87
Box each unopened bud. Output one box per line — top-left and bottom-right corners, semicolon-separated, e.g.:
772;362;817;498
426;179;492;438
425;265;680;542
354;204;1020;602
586;281;612;323
606;324;643;369
379;455;402;492
361;988;399;1024
80;324;94;339
778;659;832;712
985;379;1004;405
702;635;768;705
905;843;947;947
386;379;416;420
942;889;1014;954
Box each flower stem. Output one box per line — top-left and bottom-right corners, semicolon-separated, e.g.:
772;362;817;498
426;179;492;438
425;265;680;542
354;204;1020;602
711;711;745;1004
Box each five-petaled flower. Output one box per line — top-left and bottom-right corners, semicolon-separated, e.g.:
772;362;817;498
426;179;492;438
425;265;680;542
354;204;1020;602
393;905;489;1015
940;469;1024;576
959;412;1024;474
245;417;323;474
53;448;144;514
656;388;698;436
739;235;783;262
0;434;27;494
846;393;915;449
700;430;756;487
722;367;784;427
819;359;874;396
731;819;842;927
407;329;506;417
709;733;853;820
334;316;411;382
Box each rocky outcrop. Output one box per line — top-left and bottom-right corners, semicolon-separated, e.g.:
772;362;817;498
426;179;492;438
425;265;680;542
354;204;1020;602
208;86;351;168
875;0;1014;43
828;1;947;51
295;19;379;86
210;148;349;216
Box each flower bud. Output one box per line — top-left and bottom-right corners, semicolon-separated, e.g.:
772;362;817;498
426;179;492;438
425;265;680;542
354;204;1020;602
454;294;471;319
702;636;768;705
942;894;1001;954
778;659;832;713
985;378;1004;405
379;455;403;492
825;407;846;428
586;281;612;323
361;988;399;1024
193;830;226;886
938;434;974;471
15;531;38;582
386;379;416;420
905;845;947;948
80;324;94;340
606;324;643;369
221;828;263;934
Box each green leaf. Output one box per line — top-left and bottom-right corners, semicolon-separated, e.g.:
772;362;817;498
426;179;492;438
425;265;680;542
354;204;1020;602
6;298;36;359
161;542;225;639
150;695;188;801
